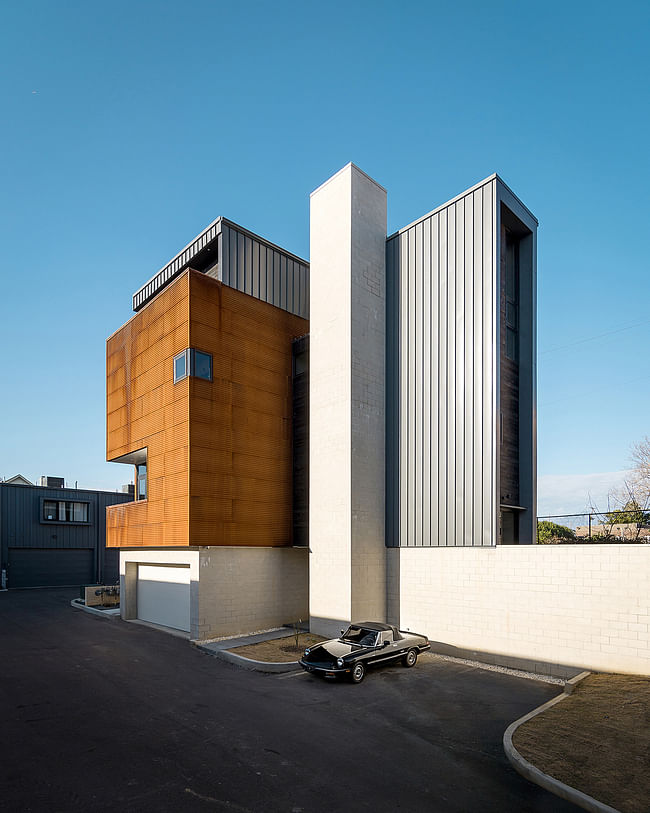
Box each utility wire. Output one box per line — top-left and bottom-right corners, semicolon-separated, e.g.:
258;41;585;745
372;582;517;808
540;317;650;355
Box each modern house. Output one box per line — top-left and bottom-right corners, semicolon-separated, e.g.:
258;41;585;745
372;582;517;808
107;164;537;641
0;478;131;589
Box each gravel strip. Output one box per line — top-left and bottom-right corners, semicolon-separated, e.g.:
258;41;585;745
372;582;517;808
422;652;565;685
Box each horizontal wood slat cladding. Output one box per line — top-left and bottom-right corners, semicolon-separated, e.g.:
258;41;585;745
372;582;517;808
106;273;190;548
106;269;308;549
188;272;308;547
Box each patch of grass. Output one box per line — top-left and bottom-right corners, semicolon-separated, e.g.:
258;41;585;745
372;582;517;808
227;633;326;663
514;673;650;813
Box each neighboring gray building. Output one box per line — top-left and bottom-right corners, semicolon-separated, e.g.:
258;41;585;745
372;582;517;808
0;480;131;589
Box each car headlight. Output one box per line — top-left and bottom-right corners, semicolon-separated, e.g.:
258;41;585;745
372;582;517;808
336;657;344;668
304;648;311;656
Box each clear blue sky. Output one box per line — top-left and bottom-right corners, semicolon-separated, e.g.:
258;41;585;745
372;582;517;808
1;1;648;514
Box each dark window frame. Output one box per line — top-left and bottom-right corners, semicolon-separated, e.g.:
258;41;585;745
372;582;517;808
40;497;92;526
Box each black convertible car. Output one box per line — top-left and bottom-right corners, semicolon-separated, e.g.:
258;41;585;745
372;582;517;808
299;621;430;683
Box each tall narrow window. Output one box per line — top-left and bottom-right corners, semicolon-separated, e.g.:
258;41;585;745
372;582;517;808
136;463;147;501
505;231;519;363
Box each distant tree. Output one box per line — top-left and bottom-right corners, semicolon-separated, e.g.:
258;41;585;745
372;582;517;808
603;499;650;526
537;520;576;544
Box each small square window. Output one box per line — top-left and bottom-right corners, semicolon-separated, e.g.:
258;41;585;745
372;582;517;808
173;350;188;383
193;350;212;381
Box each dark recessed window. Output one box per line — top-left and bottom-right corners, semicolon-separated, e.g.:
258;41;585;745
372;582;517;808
43;500;88;522
193;350;212;381
173;348;212;383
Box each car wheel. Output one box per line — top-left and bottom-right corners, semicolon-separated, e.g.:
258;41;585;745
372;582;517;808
402;648;418;668
351;662;366;684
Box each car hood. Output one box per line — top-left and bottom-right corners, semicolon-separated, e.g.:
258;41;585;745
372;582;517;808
305;639;364;660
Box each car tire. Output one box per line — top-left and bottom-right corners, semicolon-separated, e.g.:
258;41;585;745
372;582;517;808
402;648;418;668
351;662;366;684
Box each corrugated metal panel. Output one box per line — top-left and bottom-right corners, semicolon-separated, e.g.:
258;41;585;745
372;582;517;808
203;221;309;320
386;178;497;547
132;218;309;319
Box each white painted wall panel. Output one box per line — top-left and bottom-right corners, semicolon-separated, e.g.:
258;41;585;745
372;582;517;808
137;564;191;632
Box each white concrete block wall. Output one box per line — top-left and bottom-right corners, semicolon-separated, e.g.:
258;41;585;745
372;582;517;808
196;547;309;640
309;163;387;636
309;165;353;634
392;545;650;675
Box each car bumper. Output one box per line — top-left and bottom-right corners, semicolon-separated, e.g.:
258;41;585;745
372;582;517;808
299;659;350;678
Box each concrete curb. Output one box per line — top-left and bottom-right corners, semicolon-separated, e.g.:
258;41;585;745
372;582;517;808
202;646;300;673
70;599;120;620
193;628;302;674
503;671;621;813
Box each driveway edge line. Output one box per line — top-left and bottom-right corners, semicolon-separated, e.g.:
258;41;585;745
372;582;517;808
503;671;620;813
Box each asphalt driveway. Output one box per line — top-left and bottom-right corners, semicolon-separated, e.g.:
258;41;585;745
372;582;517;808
0;589;578;812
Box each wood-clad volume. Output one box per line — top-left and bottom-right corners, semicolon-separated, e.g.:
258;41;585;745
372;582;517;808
106;269;308;548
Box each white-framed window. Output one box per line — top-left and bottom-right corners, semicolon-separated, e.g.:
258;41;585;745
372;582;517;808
173;348;212;383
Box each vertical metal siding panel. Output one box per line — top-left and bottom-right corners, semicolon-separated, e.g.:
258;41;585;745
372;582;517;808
259;245;268;302
244;236;253;296
399;232;409;547
303;266;311;319
289;260;297;314
385;238;395;546
414;222;423;547
464;197;475;545
407;229;416;547
252;240;260;299
473;189;484;545
430;214;440;546
446;208;456;547
455;198;465;548
237;232;245;293
273;251;281;306
301;264;307;319
437;209;448;547
482;183;495;544
422;218;431;547
229;227;238;288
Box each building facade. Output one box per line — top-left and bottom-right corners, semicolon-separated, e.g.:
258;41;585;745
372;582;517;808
0;480;130;589
108;164;537;641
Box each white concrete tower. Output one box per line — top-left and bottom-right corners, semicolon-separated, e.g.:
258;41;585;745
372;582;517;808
309;163;387;637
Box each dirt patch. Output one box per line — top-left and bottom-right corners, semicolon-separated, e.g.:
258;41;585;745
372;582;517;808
513;673;650;813
227;633;326;663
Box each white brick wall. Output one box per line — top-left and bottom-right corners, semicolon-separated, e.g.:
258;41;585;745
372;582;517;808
391;545;650;675
197;547;309;640
309;164;387;636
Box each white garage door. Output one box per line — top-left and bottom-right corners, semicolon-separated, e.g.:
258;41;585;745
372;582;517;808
137;564;191;632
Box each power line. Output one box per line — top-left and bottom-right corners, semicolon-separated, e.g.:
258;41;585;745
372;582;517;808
540;317;650;355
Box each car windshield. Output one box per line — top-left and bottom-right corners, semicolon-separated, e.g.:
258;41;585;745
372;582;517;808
341;626;378;646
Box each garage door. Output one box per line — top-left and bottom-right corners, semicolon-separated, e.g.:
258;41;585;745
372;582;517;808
137;565;190;632
8;548;95;589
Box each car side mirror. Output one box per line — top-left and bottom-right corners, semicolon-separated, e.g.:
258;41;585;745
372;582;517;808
383;640;390;647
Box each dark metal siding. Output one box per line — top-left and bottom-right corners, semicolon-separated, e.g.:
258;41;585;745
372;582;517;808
0;484;130;588
220;221;309;319
292;335;309;546
7;548;94;589
132;218;309;319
